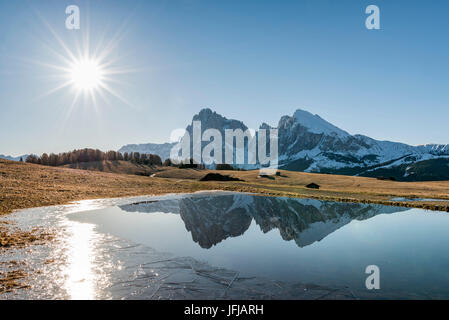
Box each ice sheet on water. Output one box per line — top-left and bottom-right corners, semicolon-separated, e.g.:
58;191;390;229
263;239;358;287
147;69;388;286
0;194;356;300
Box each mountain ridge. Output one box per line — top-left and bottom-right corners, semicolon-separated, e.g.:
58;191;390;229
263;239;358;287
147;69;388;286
119;108;449;181
0;154;29;162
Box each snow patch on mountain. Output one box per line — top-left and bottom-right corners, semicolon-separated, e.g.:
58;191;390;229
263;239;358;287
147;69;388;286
0;154;29;162
293;109;349;138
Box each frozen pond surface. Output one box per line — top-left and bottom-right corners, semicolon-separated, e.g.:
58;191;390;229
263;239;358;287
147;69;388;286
2;192;449;300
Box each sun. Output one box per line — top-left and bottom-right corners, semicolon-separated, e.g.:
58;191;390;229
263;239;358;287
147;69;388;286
70;58;104;91
36;16;135;116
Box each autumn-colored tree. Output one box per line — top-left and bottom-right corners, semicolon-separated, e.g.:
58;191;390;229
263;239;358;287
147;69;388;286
27;148;162;168
40;153;49;166
26;155;38;164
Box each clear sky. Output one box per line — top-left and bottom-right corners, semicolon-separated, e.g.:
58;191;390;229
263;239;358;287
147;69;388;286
1;0;448;156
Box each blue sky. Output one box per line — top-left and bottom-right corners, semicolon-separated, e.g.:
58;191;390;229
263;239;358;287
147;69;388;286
0;0;448;156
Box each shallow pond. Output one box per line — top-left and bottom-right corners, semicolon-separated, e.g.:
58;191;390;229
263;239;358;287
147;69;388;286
2;192;449;299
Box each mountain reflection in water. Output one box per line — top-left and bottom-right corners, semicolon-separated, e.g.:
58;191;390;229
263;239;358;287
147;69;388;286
119;194;408;249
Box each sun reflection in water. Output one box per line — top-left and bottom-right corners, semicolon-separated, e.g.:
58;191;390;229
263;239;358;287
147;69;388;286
63;221;97;300
68;200;104;214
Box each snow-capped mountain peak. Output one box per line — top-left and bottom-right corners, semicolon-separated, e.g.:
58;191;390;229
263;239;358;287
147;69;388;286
292;109;349;137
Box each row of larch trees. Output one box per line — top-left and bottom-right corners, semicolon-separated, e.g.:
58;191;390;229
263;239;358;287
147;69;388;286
25;148;162;166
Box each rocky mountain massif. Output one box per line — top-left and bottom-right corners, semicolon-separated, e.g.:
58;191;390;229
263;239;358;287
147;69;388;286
119;108;449;181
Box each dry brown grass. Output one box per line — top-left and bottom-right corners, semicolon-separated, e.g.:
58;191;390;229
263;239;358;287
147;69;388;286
154;167;449;209
1;159;449;217
0;227;54;249
63;160;162;176
230;170;449;200
0;270;29;293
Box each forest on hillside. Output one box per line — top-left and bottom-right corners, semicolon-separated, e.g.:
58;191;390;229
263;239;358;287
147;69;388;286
25;148;162;167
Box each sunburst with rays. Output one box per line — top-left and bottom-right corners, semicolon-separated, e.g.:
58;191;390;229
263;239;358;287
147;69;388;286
57;51;126;110
35;12;135;120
